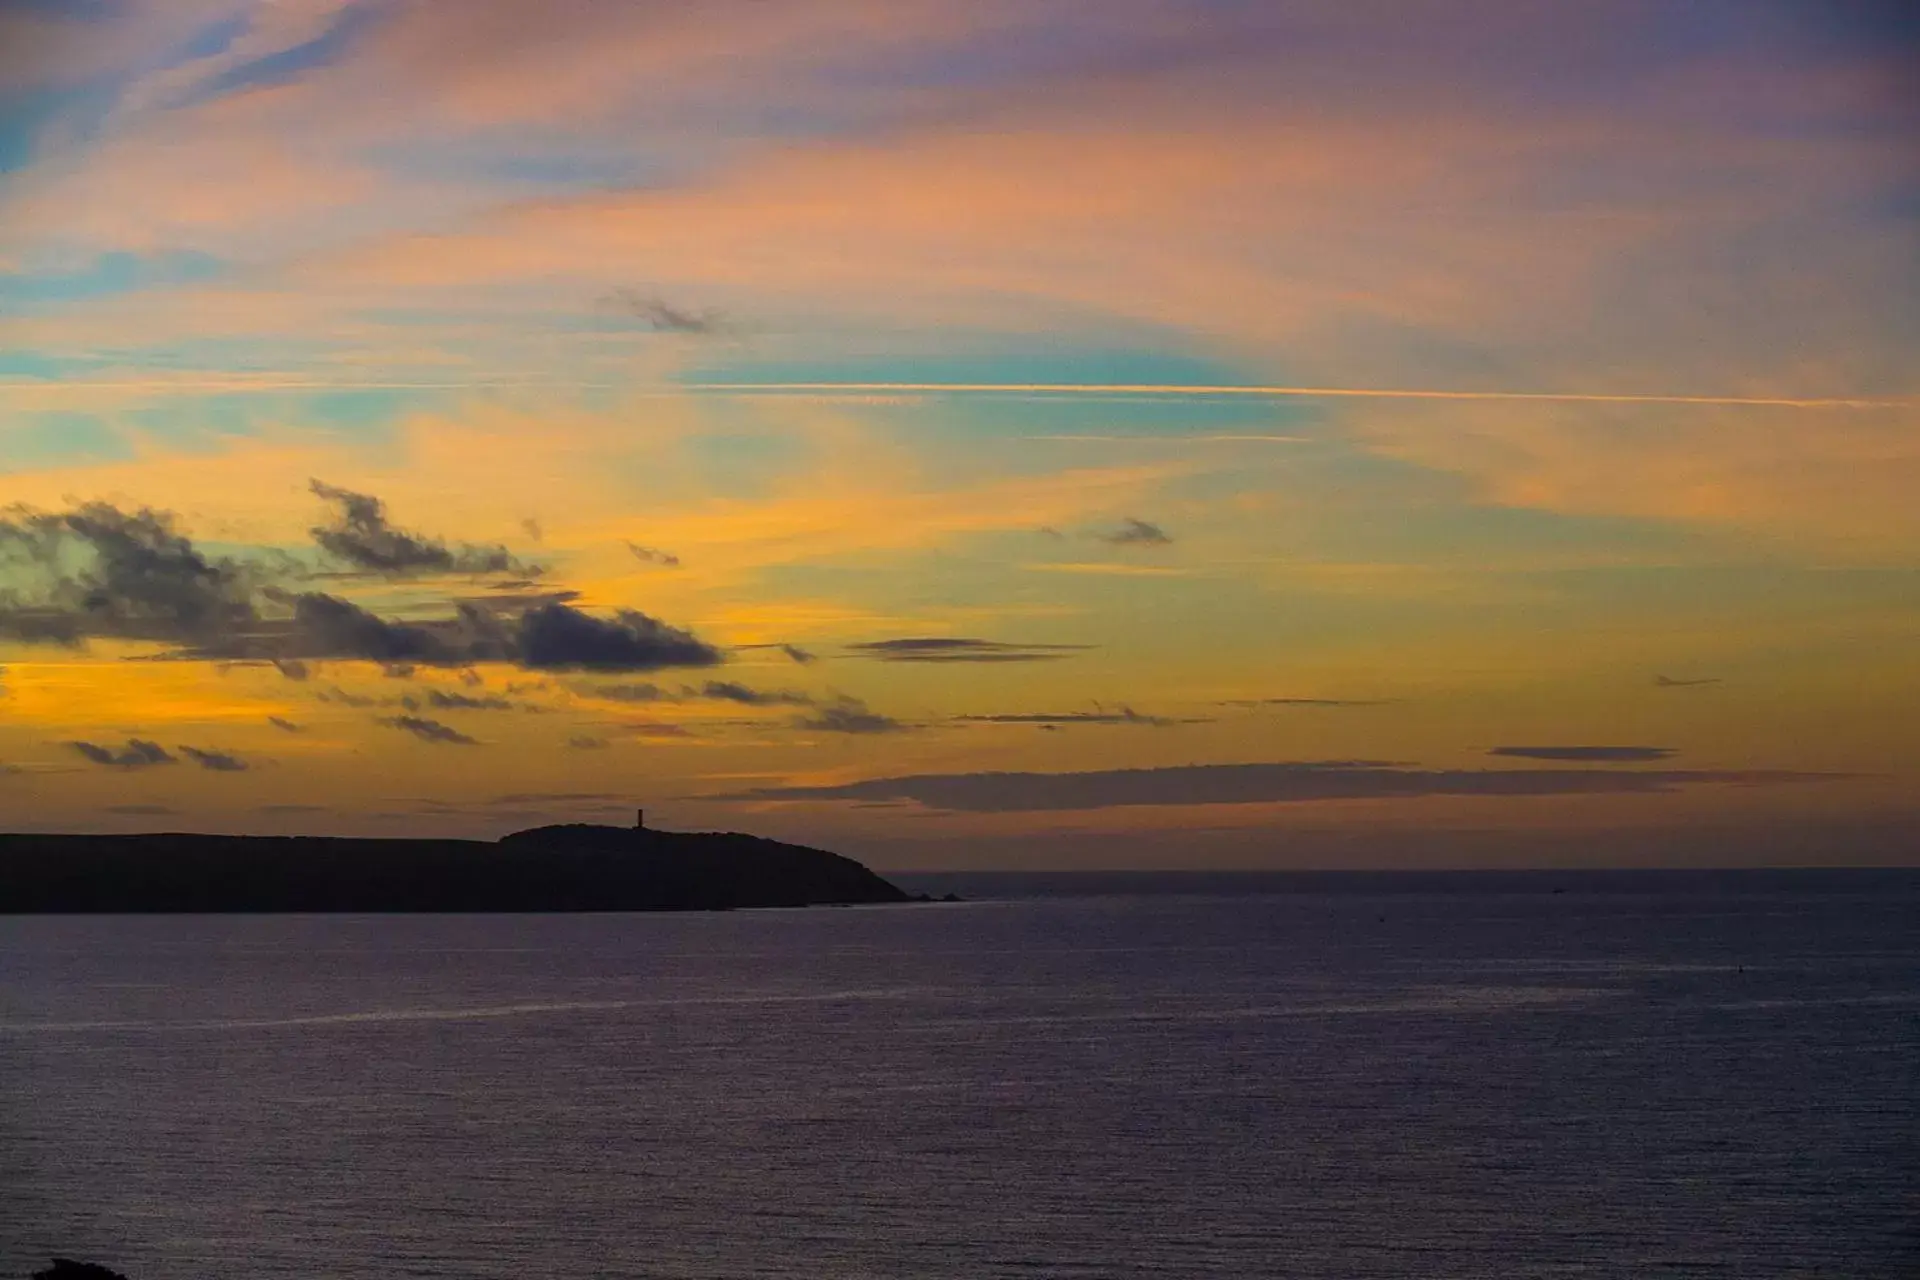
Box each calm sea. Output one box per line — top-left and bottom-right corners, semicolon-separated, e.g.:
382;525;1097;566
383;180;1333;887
2;870;1914;1279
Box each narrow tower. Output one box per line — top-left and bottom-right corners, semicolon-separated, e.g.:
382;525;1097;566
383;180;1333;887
635;808;646;830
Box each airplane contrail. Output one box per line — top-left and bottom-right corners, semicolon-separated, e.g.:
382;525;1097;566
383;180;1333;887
0;377;1906;409
1032;433;1311;443
679;382;1909;409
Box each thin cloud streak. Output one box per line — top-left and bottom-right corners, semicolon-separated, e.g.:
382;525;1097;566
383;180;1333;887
1490;746;1677;763
1;381;1907;410
710;761;1847;813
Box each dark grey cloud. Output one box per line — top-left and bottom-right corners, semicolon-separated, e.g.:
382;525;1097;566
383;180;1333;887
702;680;813;707
736;642;818;664
0;501;258;647
849;637;1092;664
710;761;1840;812
72;739;248;772
1655;674;1722;688
1489;746;1677;763
625;542;682;568
276;590;460;664
603;288;729;336
180;746;249;772
309;480;530;577
795;697;904;735
70;738;175;769
955;706;1192;727
583;679;812;709
606;721;694;739
267;716;304;733
425;689;514;711
0;499;720;681
586;682;667;702
195;596;715;674
317;686;375;707
259;804;326;814
453;600;536;664
518;602;721;672
567;735;610;750
379;715;479;746
521;518;543;543
1097;517;1173;547
0;608;83;644
381;662;416;679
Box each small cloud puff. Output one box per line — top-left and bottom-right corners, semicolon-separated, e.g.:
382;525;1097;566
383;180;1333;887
1096;517;1172;547
379;715;479;745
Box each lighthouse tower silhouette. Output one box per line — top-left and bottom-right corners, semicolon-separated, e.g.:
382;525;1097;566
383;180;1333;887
634;808;646;830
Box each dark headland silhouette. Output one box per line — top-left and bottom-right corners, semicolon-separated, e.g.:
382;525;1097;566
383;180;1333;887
32;1261;130;1280
0;817;915;913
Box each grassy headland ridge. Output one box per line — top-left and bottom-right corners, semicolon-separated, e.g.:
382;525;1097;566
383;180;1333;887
0;823;911;913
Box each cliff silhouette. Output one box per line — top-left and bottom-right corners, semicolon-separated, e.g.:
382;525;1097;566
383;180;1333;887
0;823;911;913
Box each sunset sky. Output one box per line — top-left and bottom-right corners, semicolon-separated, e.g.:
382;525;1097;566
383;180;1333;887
1;1;1915;867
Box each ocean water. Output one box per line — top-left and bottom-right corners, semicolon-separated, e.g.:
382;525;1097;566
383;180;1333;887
1;871;1914;1279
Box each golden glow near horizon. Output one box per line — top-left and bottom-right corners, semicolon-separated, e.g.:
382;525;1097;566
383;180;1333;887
1;2;1916;866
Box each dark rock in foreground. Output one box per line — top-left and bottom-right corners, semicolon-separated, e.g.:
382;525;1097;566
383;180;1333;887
0;824;911;913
